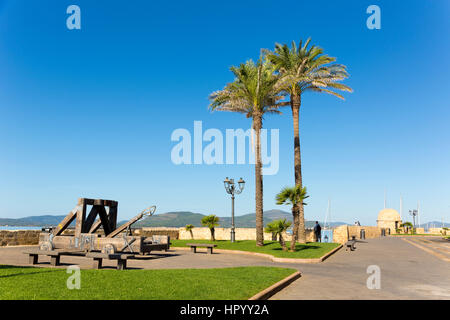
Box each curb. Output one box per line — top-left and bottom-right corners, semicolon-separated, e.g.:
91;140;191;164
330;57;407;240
248;271;301;300
172;244;343;264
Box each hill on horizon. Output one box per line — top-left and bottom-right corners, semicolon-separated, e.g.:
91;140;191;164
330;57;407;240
0;215;68;227
131;209;349;228
3;212;447;229
0;210;349;228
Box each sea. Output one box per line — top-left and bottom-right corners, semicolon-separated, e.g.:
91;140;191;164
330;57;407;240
0;226;42;231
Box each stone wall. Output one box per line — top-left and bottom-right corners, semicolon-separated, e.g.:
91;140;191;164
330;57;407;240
178;227;316;242
135;227;180;239
415;227;425;234
333;225;383;244
428;228;447;235
179;227;275;241
348;226;382;239
332;225;349;244
0;230;40;246
0;227;318;247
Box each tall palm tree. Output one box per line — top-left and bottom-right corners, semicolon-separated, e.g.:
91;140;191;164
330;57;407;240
275;185;309;251
209;58;283;246
265;39;352;243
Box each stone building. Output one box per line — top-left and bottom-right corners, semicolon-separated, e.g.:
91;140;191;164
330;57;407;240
377;208;402;233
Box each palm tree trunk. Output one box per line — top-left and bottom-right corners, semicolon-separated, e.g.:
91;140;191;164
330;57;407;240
279;234;287;251
291;94;306;244
254;115;264;247
290;205;299;251
211;228;215;241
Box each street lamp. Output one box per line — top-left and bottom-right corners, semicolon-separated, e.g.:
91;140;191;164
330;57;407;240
409;209;418;230
224;177;245;242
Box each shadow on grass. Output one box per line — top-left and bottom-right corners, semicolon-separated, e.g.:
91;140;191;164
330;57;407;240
269;244;322;252
0;265;62;279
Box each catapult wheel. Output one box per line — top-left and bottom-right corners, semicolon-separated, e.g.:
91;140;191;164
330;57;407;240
102;244;116;255
39;241;53;251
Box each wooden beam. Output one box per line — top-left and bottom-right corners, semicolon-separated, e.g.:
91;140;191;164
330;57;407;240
106;211;144;238
89;219;102;233
77;198;118;207
108;204;118;231
74;200;87;237
82;205;100;233
53;207;78;236
97;205;112;236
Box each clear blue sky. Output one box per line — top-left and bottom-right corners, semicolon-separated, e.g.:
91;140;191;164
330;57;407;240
0;0;449;225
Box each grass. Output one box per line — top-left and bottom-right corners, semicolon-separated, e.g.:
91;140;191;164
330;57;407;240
0;265;296;300
171;239;340;259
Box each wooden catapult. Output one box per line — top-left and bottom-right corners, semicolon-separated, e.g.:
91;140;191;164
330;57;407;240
38;198;169;255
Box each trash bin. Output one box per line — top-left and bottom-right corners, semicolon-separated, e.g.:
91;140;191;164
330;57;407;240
360;229;366;240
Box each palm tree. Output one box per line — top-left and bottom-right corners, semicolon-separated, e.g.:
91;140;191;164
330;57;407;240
201;215;220;241
400;222;413;234
209;58;283;246
185;224;194;239
265;38;352;243
265;219;292;251
275;185;309;251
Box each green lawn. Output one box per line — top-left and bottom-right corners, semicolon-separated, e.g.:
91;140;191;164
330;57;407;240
171;240;340;259
0;265;296;300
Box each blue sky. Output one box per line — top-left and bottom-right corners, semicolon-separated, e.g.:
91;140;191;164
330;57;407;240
0;0;449;225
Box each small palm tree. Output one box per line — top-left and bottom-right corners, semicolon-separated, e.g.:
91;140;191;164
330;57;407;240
401;222;413;234
201;215;220;241
275;185;309;251
265;39;352;243
185;224;194;239
210;58;284;246
265;219;292;251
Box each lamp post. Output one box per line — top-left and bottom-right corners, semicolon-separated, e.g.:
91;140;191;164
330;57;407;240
409;209;418;230
224;177;245;242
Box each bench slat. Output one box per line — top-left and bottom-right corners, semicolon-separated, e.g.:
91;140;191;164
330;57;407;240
186;243;217;248
85;252;135;260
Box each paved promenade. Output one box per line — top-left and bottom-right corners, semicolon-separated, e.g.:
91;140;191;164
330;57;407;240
270;236;450;300
0;236;448;299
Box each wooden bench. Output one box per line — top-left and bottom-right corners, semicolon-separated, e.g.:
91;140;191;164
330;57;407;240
23;249;85;266
85;252;135;270
186;243;217;254
23;249;134;270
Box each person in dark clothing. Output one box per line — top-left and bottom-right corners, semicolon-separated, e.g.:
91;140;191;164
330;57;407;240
314;221;322;242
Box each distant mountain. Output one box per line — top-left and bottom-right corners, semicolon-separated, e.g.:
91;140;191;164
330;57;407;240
0;210;349;228
130;211;206;228
131;209;348;228
418;221;450;228
0;215;68;227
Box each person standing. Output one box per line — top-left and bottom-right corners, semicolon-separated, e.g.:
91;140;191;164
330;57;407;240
314;221;322;242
